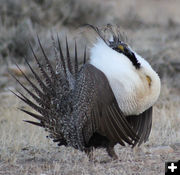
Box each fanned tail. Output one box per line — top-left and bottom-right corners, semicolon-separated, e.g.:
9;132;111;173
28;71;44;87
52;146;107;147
11;36;87;147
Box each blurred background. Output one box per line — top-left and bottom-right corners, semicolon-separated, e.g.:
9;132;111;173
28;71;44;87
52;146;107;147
0;0;180;174
0;0;180;89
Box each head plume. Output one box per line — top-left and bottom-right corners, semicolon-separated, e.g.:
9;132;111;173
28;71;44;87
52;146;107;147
79;24;140;69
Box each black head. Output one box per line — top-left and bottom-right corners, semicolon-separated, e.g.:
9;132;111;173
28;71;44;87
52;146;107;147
109;40;141;69
84;24;141;69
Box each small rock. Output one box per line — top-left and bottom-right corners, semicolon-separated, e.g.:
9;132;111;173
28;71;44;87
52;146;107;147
150;146;174;154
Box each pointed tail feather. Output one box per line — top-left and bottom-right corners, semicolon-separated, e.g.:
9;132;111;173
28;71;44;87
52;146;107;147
83;46;87;64
15;61;46;103
24;120;44;127
19;108;45;122
37;35;57;82
74;40;78;74
57;35;66;75
29;42;55;92
66;36;73;74
11;35;86;148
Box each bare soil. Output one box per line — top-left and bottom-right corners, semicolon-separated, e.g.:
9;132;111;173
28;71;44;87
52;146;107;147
0;0;180;174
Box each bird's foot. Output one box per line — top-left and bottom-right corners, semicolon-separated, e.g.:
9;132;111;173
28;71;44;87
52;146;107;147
106;146;118;160
85;147;95;161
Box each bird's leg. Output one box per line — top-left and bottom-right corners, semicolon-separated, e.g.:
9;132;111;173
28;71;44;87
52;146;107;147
85;147;94;161
106;145;118;160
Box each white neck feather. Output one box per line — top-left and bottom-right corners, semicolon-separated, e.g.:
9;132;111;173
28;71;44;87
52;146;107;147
89;39;161;116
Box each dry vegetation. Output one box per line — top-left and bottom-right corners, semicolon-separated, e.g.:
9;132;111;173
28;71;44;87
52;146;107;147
0;0;180;175
0;86;180;175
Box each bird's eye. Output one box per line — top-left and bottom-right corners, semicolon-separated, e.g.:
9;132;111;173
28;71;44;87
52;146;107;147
146;75;152;86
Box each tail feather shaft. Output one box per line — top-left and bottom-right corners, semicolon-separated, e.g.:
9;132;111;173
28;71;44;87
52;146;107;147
37;36;57;81
29;43;55;92
11;36;87;148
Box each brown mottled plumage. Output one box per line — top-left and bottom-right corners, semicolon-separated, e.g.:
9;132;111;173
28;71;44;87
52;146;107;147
11;25;160;160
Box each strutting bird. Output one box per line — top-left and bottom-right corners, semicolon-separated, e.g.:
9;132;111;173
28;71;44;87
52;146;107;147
11;25;161;159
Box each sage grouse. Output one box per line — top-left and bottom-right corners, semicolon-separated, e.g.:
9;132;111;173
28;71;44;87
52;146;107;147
11;25;161;159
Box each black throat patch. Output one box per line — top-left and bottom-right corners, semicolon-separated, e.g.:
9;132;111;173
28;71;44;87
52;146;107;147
109;41;141;69
84;24;141;69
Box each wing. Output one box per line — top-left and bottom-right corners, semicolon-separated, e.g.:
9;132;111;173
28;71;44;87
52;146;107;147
66;64;139;150
126;107;153;146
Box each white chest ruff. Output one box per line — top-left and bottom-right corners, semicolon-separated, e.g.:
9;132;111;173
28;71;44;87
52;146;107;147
107;78;139;115
90;39;161;116
105;73;160;116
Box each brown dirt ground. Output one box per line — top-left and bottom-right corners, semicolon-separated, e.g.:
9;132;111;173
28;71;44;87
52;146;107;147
0;0;180;175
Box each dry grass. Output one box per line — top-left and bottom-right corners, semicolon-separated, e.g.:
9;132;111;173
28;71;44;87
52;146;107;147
1;0;180;174
0;81;180;175
0;0;111;64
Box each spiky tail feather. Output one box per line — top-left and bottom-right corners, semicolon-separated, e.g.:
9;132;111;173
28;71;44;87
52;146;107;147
10;36;87;147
